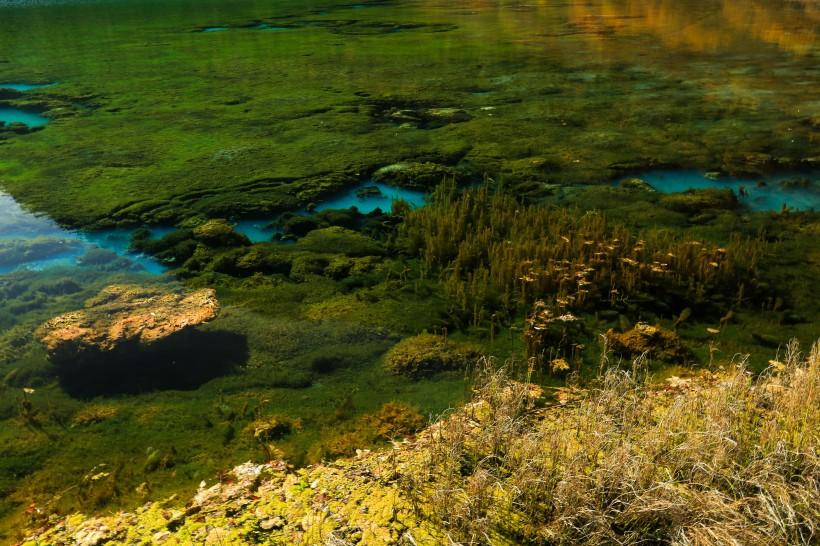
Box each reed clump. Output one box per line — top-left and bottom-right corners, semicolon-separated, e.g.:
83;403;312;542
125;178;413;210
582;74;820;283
404;340;820;545
400;181;766;329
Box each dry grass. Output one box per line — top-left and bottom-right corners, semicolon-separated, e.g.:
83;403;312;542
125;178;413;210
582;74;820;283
404;340;820;545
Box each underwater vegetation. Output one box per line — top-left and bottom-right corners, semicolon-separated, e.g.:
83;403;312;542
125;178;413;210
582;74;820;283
0;0;819;227
1;171;818;538
0;0;818;540
400;182;766;332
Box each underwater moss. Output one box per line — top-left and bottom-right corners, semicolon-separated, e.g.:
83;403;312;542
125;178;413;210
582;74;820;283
384;333;482;377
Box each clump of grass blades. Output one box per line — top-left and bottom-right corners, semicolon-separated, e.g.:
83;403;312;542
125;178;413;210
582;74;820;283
405;340;819;545
400;181;765;329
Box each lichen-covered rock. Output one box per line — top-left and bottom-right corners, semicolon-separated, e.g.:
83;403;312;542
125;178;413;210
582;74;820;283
384;333;482;377
36;284;220;365
605;322;692;363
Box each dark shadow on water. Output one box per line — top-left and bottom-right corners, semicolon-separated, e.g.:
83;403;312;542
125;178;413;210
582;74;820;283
57;330;248;398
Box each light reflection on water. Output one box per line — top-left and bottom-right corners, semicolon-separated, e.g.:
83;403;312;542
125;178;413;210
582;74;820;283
0;191;169;273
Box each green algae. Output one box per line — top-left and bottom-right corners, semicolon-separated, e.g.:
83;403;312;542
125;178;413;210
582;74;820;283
0;0;818;227
0;0;819;541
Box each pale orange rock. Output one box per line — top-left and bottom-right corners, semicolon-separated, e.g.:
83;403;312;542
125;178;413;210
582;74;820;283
37;284;219;359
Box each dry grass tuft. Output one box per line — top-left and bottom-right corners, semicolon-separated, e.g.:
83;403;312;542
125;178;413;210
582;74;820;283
404;340;820;545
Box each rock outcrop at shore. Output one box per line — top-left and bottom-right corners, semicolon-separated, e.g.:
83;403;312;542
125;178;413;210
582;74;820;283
37;284;220;365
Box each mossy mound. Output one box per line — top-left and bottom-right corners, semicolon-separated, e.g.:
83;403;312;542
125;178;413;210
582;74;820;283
660;188;739;213
383;333;482;377
295;226;385;257
605;322;692;364
192;219;251;248
372;162;463;189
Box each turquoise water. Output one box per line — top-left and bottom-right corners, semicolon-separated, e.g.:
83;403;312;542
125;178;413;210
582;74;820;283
314;182;426;213
0;82;53;91
200;26;227;32
0;191;168;274
0;106;49;127
233;219;282;243
233;182;426;242
620;170;819;212
254;23;290;31
0;181;424;262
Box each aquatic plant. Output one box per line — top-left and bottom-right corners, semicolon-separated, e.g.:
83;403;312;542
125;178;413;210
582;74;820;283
523;300;587;372
400;181;767;330
604;321;692;364
383;333;482;377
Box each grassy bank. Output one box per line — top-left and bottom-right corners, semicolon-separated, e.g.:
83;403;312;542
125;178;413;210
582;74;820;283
20;339;819;545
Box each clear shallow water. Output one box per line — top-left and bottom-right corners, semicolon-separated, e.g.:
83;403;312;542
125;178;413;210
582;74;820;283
0;191;168;273
0;82;53;91
314;181;426;213
0;181;424;261
233;219;282;243
234;182;426;242
0;0;817;533
622;170;820;212
0;106;49;127
253;23;290;31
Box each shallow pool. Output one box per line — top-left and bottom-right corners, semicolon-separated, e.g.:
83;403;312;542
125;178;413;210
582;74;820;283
620;170;819;212
314;181;426;213
0;106;49;128
0;191;168;274
233;181;426;242
0;82;54;91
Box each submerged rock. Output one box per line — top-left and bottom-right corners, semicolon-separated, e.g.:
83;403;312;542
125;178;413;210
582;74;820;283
355;185;383;198
619;177;656;192
778;176;819;192
660;188;739;214
422;107;471;124
37;284;220;365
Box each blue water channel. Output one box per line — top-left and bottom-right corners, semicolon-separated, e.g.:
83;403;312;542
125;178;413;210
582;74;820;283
0;106;49;128
5;169;813;275
619;170;819;212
